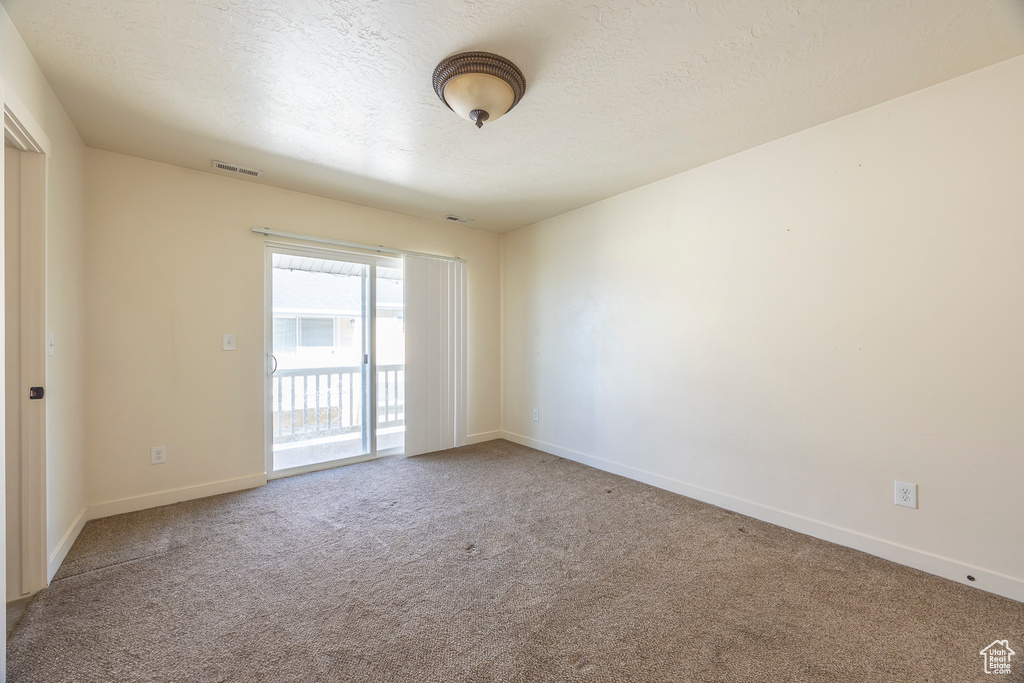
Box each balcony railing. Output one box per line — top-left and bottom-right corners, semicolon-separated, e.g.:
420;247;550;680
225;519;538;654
273;364;404;443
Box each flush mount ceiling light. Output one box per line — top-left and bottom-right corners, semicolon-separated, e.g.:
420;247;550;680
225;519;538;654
432;52;526;129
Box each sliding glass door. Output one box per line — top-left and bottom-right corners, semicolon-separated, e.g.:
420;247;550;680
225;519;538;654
266;246;404;476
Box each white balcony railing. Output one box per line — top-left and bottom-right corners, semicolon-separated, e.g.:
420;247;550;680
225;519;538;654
272;364;404;443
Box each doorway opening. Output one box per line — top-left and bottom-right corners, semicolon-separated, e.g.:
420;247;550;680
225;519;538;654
265;246;404;477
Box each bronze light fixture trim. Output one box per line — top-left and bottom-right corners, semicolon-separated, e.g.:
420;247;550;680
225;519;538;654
432;52;526;128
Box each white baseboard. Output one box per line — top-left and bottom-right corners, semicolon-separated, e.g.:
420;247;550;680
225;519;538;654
47;506;89;583
467;430;502;445
501;431;1024;604
88;473;268;521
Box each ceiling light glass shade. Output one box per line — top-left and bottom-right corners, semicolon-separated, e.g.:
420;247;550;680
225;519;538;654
433;52;526;129
443;73;515;125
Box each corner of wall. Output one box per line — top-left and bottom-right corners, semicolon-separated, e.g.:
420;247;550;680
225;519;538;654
3;5;90;587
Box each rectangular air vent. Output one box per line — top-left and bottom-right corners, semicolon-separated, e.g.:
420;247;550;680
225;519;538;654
212;160;263;178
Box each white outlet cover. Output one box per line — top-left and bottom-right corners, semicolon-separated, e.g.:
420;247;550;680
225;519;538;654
151;446;167;465
223;334;237;351
894;481;917;508
532;409;539;422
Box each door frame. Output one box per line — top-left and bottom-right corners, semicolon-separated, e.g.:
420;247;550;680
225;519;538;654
4;92;50;599
264;242;397;480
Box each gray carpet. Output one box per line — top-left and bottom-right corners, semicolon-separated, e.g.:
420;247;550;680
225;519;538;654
7;440;1023;682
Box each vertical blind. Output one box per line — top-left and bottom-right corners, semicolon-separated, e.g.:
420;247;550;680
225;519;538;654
403;255;467;456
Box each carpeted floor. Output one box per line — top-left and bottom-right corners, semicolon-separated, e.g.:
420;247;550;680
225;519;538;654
7;440;1023;682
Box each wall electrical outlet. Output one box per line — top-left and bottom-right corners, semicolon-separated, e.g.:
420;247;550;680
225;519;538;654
532;409;539;422
895;481;917;508
151;446;167;465
223;334;237;351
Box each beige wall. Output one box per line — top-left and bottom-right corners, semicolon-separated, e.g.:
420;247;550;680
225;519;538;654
84;150;501;508
501;55;1024;600
2;7;89;589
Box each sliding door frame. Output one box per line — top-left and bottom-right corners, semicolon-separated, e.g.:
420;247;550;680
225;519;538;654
263;242;398;480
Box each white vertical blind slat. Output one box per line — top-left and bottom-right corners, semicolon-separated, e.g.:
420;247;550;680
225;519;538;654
436;261;445;452
402;257;422;455
403;256;467;456
444;264;453;449
456;262;468;447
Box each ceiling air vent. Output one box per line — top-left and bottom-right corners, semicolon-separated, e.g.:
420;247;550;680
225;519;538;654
444;215;474;224
212;160;263;178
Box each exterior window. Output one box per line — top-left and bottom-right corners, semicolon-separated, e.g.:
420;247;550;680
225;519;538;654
273;317;297;353
299;317;334;347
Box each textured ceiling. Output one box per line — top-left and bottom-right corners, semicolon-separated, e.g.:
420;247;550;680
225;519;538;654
5;0;1024;233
